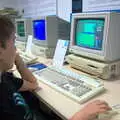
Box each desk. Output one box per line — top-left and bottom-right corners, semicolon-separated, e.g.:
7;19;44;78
14;56;120;120
34;65;120;120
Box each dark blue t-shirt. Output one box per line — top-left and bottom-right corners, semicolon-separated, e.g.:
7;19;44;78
0;72;23;119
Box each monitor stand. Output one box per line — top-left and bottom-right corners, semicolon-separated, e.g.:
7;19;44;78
15;41;26;51
31;44;55;58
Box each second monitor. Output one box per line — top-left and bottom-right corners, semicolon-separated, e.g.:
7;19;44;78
31;16;70;58
15;18;32;51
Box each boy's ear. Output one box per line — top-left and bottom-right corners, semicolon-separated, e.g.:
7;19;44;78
0;41;6;55
0;42;5;61
0;44;4;56
0;48;2;57
0;45;2;53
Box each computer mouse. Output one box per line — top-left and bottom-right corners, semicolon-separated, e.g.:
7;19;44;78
98;109;118;119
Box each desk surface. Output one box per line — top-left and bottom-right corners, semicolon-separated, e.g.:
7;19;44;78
15;55;120;120
34;65;120;120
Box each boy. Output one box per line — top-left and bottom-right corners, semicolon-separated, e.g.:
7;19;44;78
0;15;39;120
0;16;111;120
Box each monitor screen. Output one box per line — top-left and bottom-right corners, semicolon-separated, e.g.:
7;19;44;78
17;21;25;37
75;19;104;50
33;20;46;41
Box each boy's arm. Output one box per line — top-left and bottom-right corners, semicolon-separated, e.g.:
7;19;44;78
15;53;39;91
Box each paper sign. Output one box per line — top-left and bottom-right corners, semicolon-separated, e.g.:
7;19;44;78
25;35;33;55
53;39;69;67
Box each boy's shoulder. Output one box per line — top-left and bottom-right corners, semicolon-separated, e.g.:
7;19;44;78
1;72;23;91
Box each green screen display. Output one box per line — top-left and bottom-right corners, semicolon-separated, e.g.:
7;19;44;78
17;21;25;37
75;19;104;50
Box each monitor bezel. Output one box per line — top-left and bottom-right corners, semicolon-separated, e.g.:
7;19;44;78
70;13;110;59
15;18;28;42
32;16;48;46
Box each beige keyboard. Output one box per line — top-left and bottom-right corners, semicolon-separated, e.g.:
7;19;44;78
34;66;105;104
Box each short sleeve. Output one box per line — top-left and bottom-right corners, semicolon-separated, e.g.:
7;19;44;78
1;72;23;91
12;76;23;90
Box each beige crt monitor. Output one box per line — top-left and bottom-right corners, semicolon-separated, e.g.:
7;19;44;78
31;16;70;58
15;18;32;51
69;12;120;62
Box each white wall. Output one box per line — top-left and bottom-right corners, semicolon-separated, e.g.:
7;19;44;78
16;0;57;18
0;0;17;9
83;0;120;12
0;0;72;21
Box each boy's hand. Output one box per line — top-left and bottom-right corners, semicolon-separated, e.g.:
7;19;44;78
70;100;111;120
